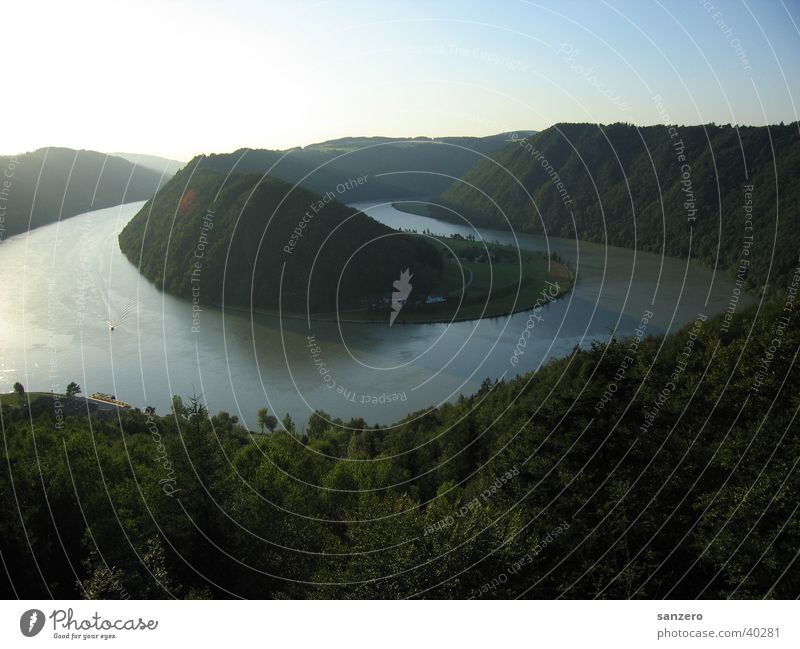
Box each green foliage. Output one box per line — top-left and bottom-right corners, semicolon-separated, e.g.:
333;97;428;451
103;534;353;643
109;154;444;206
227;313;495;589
171;395;188;418
439;123;800;294
0;302;797;599
118;167;444;313
192;132;528;202
65;382;81;398
0;148;167;238
256;407;278;434
12;382;24;395
256;407;270;434
281;413;296;435
307;409;331;441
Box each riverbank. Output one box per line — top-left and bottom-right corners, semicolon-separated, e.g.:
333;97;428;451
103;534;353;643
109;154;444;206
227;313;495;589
392;201;452;220
220;236;573;325
0;391;129;418
0;199;756;425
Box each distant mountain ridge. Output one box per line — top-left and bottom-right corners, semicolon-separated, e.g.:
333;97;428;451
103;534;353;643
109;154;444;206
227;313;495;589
436;122;800;294
0;148;170;239
189;132;535;202
109;152;186;176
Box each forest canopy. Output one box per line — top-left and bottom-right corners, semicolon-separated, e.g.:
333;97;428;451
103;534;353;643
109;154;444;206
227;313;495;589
1;300;796;599
437;123;800;294
118;165;443;313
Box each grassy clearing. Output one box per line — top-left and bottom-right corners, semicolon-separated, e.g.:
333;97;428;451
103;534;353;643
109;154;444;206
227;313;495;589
0;391;53;409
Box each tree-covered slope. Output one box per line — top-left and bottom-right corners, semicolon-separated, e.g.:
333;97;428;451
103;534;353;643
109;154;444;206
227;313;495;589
437;123;800;293
191;132;533;202
118;161;443;313
0;147;169;238
1;300;796;598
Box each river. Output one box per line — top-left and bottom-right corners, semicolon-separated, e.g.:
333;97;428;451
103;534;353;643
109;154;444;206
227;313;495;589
0;200;752;430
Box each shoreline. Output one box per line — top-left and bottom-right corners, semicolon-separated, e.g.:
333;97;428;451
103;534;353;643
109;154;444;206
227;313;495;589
217;260;574;325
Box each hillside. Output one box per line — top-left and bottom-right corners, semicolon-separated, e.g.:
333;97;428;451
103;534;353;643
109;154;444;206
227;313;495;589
109;152;186;176
192;132;533;202
436;123;800;294
1;299;796;598
0;148;170;239
118;160;443;313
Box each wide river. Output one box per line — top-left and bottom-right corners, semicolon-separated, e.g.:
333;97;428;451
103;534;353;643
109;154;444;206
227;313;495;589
0;200;752;430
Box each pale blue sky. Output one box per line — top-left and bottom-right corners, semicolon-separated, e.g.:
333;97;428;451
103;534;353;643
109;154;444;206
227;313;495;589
5;0;799;158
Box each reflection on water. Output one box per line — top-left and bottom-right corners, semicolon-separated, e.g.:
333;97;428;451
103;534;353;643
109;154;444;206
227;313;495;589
0;200;753;429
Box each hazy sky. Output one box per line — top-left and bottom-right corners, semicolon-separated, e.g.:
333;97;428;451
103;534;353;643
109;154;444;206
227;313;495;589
5;0;799;159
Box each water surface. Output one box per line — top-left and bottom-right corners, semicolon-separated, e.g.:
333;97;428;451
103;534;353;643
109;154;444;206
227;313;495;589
0;200;752;429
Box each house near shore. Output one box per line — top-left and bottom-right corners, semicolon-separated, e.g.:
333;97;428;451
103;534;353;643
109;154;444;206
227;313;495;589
425;294;447;304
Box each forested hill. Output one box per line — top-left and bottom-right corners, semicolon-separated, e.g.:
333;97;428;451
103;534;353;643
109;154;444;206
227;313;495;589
0;148;170;239
437;123;800;294
117;160;443;312
109;152;186;176
1;299;797;598
190;132;534;202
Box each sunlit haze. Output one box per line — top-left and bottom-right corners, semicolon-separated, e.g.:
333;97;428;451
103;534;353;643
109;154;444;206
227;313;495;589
4;0;799;159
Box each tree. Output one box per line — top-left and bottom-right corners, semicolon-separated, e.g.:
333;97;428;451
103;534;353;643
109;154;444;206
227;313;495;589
257;407;269;434
187;391;208;426
13;382;24;395
188;394;206;420
281;413;296;434
65;382;81;398
171;395;188;418
256;407;278;433
307;409;332;440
